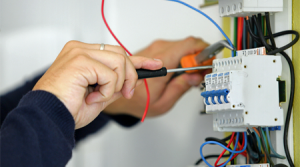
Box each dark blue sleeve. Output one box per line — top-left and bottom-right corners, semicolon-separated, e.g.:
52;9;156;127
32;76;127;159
0;91;75;167
1;71;140;143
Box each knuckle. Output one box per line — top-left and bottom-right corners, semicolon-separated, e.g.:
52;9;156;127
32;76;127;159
69;47;83;55
72;54;88;64
184;36;197;43
65;40;80;49
116;53;126;64
116;46;126;55
149;40;164;50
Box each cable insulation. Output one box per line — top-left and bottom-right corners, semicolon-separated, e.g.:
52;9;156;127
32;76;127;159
167;0;235;57
101;0;150;122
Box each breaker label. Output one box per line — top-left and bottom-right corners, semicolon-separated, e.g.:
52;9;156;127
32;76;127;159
212;74;217;84
224;72;230;83
218;73;223;84
205;74;212;85
237;47;266;56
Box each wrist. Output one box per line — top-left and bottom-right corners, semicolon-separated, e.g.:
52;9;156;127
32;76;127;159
18;90;75;144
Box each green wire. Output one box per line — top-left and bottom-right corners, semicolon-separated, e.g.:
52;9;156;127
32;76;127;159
234;17;238;56
261;129;269;153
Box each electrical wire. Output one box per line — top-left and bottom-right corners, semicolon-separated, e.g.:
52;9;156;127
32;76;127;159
194;154;231;166
237;17;244;50
265;12;276;49
246;129;261;163
260;129;269;153
216;133;247;166
167;0;235;57
194;134;236;165
253;127;267;163
243;18;247;50
101;0;150;122
265;128;286;159
199;132;246;167
258;127;275;166
195;134;237;165
252;14;297;167
214;132;235;166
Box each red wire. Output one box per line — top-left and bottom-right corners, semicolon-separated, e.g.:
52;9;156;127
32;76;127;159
237;17;244;50
214;132;235;166
216;133;247;167
101;0;150;122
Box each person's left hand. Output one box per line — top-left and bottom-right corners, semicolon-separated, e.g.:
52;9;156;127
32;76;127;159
104;37;211;118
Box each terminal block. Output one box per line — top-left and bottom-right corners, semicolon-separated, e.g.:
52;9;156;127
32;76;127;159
219;0;283;17
201;54;284;132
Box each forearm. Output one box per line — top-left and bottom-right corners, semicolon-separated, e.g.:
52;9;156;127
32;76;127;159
0;91;75;167
0;71;45;125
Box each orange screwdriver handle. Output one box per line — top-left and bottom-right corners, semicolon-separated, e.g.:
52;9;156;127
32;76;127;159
180;51;216;73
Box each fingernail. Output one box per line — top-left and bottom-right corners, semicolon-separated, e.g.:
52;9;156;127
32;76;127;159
154;58;162;62
130;89;135;96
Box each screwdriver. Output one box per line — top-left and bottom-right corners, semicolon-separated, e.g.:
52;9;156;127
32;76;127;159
137;65;213;79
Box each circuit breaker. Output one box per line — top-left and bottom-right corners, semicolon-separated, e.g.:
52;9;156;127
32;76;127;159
219;0;283;17
201;49;285;132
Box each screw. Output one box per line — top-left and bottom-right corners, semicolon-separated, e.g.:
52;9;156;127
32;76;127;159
275;118;278;121
258;85;261;88
245;111;248;115
244;65;247;68
273;60;276;63
232;105;235;108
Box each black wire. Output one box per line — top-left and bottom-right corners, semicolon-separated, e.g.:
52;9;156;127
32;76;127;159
246;129;261;163
194;154;231;165
247;16;299;55
205;134;233;143
265;12;276;49
258;127;275;166
195;134;235;165
243;19;247;50
204;137;235;165
254;14;296;167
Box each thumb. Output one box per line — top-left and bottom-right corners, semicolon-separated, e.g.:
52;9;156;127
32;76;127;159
152;73;203;112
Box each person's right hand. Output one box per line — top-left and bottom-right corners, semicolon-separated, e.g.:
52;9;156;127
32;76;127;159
33;41;163;129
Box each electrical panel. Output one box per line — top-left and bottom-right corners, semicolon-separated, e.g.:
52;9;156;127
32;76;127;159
201;51;285;132
226;164;270;167
218;0;283;17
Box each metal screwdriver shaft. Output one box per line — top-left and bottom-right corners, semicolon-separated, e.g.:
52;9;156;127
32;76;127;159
167;65;213;73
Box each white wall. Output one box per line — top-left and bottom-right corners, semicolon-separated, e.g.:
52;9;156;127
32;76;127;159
1;0;225;166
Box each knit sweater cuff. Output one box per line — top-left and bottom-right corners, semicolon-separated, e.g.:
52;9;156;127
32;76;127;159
18;90;75;145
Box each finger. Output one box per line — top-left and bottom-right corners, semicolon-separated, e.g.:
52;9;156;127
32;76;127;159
83;49;127;92
152;73;203;112
134;39;175;57
120;56;163;99
129;56;163;70
160;37;210;69
61;41;126;57
73;56;118;102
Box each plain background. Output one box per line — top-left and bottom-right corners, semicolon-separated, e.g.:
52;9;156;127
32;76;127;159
0;0;226;166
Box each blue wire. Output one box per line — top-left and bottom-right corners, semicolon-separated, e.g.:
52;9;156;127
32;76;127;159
167;0;235;57
265;128;286;159
252;128;262;153
199;132;248;167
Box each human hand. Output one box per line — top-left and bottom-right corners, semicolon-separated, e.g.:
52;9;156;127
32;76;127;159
33;41;163;129
104;37;211;118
